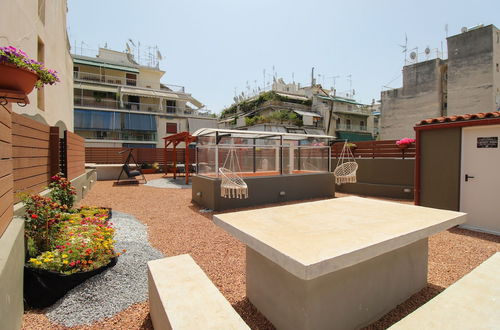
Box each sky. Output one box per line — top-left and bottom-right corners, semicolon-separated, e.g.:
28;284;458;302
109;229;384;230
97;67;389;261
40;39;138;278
67;0;500;114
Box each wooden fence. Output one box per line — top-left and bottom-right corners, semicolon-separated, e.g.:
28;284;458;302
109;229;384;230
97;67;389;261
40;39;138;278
331;140;415;159
85;147;196;165
64;131;86;180
0;103;13;236
11;113;53;201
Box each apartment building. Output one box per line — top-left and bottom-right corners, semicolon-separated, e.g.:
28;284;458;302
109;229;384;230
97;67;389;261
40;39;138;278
73;48;217;147
381;24;500;139
220;78;377;141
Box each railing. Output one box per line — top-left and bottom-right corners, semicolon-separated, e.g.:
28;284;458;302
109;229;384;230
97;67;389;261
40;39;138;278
75;130;157;142
333;107;372;116
332;140;415;159
74;71;186;93
74;96;213;117
336;124;368;132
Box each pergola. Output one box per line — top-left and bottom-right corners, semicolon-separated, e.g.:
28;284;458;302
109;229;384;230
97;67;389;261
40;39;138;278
162;132;196;184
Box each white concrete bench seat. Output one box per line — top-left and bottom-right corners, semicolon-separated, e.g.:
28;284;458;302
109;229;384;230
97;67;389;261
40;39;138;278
148;254;249;330
390;252;500;329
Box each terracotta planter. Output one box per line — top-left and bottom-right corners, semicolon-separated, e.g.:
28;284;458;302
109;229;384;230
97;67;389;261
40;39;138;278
0;63;38;94
141;168;157;174
397;144;410;149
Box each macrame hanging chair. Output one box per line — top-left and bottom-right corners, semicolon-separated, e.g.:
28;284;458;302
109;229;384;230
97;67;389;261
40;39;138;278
333;141;358;185
219;146;248;199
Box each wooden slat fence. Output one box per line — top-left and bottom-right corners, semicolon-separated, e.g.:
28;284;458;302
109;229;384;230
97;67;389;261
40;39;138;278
331;140;415;159
64;131;85;180
0;103;13;236
11;113;53;202
85;147;196;165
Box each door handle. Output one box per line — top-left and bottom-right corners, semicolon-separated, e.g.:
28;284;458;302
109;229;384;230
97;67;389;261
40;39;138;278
465;174;475;182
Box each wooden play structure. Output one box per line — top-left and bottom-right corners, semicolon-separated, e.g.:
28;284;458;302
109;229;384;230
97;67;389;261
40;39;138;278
163;132;196;185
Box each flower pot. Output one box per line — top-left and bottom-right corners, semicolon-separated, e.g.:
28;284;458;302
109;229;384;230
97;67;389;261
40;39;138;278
397;144;410;149
23;257;118;308
141;168;156;174
0;63;38;94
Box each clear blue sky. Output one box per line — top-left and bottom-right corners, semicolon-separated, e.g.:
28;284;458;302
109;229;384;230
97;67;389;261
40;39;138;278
67;0;499;113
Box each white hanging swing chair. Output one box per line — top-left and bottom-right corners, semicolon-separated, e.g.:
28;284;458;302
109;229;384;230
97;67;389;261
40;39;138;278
219;146;248;199
333;141;358;185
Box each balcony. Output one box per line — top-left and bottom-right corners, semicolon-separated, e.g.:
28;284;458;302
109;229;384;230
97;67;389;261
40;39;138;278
74;96;213;117
75;129;157;142
336;124;368;132
74;71;185;93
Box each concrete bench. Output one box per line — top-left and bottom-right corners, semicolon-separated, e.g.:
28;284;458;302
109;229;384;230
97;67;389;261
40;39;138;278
148;254;249;330
390;252;500;329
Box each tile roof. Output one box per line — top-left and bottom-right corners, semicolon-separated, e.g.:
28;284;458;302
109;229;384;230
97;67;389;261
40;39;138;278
416;111;500;126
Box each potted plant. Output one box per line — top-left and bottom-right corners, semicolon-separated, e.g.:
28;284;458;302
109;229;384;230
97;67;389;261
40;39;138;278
346;142;357;151
396;138;415;149
22;175;121;308
0;46;59;95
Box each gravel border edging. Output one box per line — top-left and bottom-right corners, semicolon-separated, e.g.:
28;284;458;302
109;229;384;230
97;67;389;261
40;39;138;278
45;211;164;327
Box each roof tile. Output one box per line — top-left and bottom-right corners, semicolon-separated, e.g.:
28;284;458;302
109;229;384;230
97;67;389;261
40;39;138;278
416;111;500;126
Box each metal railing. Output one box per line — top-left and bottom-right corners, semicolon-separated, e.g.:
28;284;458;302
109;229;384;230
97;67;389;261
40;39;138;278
75;130;157;142
74;96;213;117
336;124;368;132
74;71;186;93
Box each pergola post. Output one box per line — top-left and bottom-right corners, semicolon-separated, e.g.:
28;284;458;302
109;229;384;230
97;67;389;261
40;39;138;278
185;141;189;184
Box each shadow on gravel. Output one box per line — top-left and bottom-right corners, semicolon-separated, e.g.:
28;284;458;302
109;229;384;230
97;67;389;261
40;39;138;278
232;297;275;330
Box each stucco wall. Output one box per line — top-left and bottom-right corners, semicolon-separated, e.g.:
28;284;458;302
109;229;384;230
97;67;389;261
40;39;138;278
380;59;445;140
335;159;414;199
0;0;74;131
419;127;461;211
447;25;497;115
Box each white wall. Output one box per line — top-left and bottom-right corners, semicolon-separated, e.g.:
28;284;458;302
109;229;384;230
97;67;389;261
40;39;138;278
0;0;74;131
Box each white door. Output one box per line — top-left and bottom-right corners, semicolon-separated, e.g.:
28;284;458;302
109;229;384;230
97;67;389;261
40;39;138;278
460;124;500;234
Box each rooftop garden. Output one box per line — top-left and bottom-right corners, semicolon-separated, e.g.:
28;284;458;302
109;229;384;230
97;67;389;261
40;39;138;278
220;91;312;118
245;110;303;126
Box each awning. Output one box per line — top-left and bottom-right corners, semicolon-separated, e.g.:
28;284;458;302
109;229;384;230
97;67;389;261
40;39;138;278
73;58;139;73
293;110;323;118
317;95;364;106
121;87;179;99
276;92;309;101
192;128;335;140
74;83;118;93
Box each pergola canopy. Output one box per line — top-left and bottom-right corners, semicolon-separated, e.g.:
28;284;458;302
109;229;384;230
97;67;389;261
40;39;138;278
192;128;335;141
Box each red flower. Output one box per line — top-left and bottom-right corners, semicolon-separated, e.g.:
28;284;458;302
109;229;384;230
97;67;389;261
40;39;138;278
69;261;76;267
30;214;38;219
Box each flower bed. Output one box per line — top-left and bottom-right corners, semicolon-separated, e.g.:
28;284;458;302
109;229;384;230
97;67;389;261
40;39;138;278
22;174;122;308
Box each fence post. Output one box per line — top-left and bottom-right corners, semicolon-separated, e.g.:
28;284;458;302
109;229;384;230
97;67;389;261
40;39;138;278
49;127;60;176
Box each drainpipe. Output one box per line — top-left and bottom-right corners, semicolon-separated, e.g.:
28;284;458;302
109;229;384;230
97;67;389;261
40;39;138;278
414;127;421;205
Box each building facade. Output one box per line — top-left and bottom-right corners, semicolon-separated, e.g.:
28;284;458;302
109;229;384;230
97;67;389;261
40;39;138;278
220;78;377;141
381;24;500;140
0;0;74;131
73;48;217;147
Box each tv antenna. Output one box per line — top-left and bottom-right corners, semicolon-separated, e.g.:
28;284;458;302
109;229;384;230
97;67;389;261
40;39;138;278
399;33;408;65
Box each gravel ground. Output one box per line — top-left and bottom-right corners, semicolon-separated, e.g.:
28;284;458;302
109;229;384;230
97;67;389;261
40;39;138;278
145;177;191;189
22;175;500;329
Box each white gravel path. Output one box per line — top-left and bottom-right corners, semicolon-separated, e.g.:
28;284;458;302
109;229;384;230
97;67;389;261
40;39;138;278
45;211;164;327
145;177;191;189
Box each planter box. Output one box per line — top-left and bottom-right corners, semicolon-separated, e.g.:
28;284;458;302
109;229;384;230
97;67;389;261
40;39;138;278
141;168;157;174
24;257;117;308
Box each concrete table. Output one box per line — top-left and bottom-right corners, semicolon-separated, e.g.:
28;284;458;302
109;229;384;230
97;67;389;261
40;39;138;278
213;196;466;330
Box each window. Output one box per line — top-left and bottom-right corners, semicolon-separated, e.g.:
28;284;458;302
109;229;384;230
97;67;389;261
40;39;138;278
74;110;156;131
166;100;176;113
360;120;366;131
37;38;45;111
74;66;79;79
497;63;499;73
346;119;351;129
336;118;341;128
166;122;177;134
126;73;137;86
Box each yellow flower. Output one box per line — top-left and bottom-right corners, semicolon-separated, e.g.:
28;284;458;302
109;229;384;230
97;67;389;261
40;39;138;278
63;260;68;264
62;254;68;258
36;261;42;265
29;258;37;262
43;259;50;263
